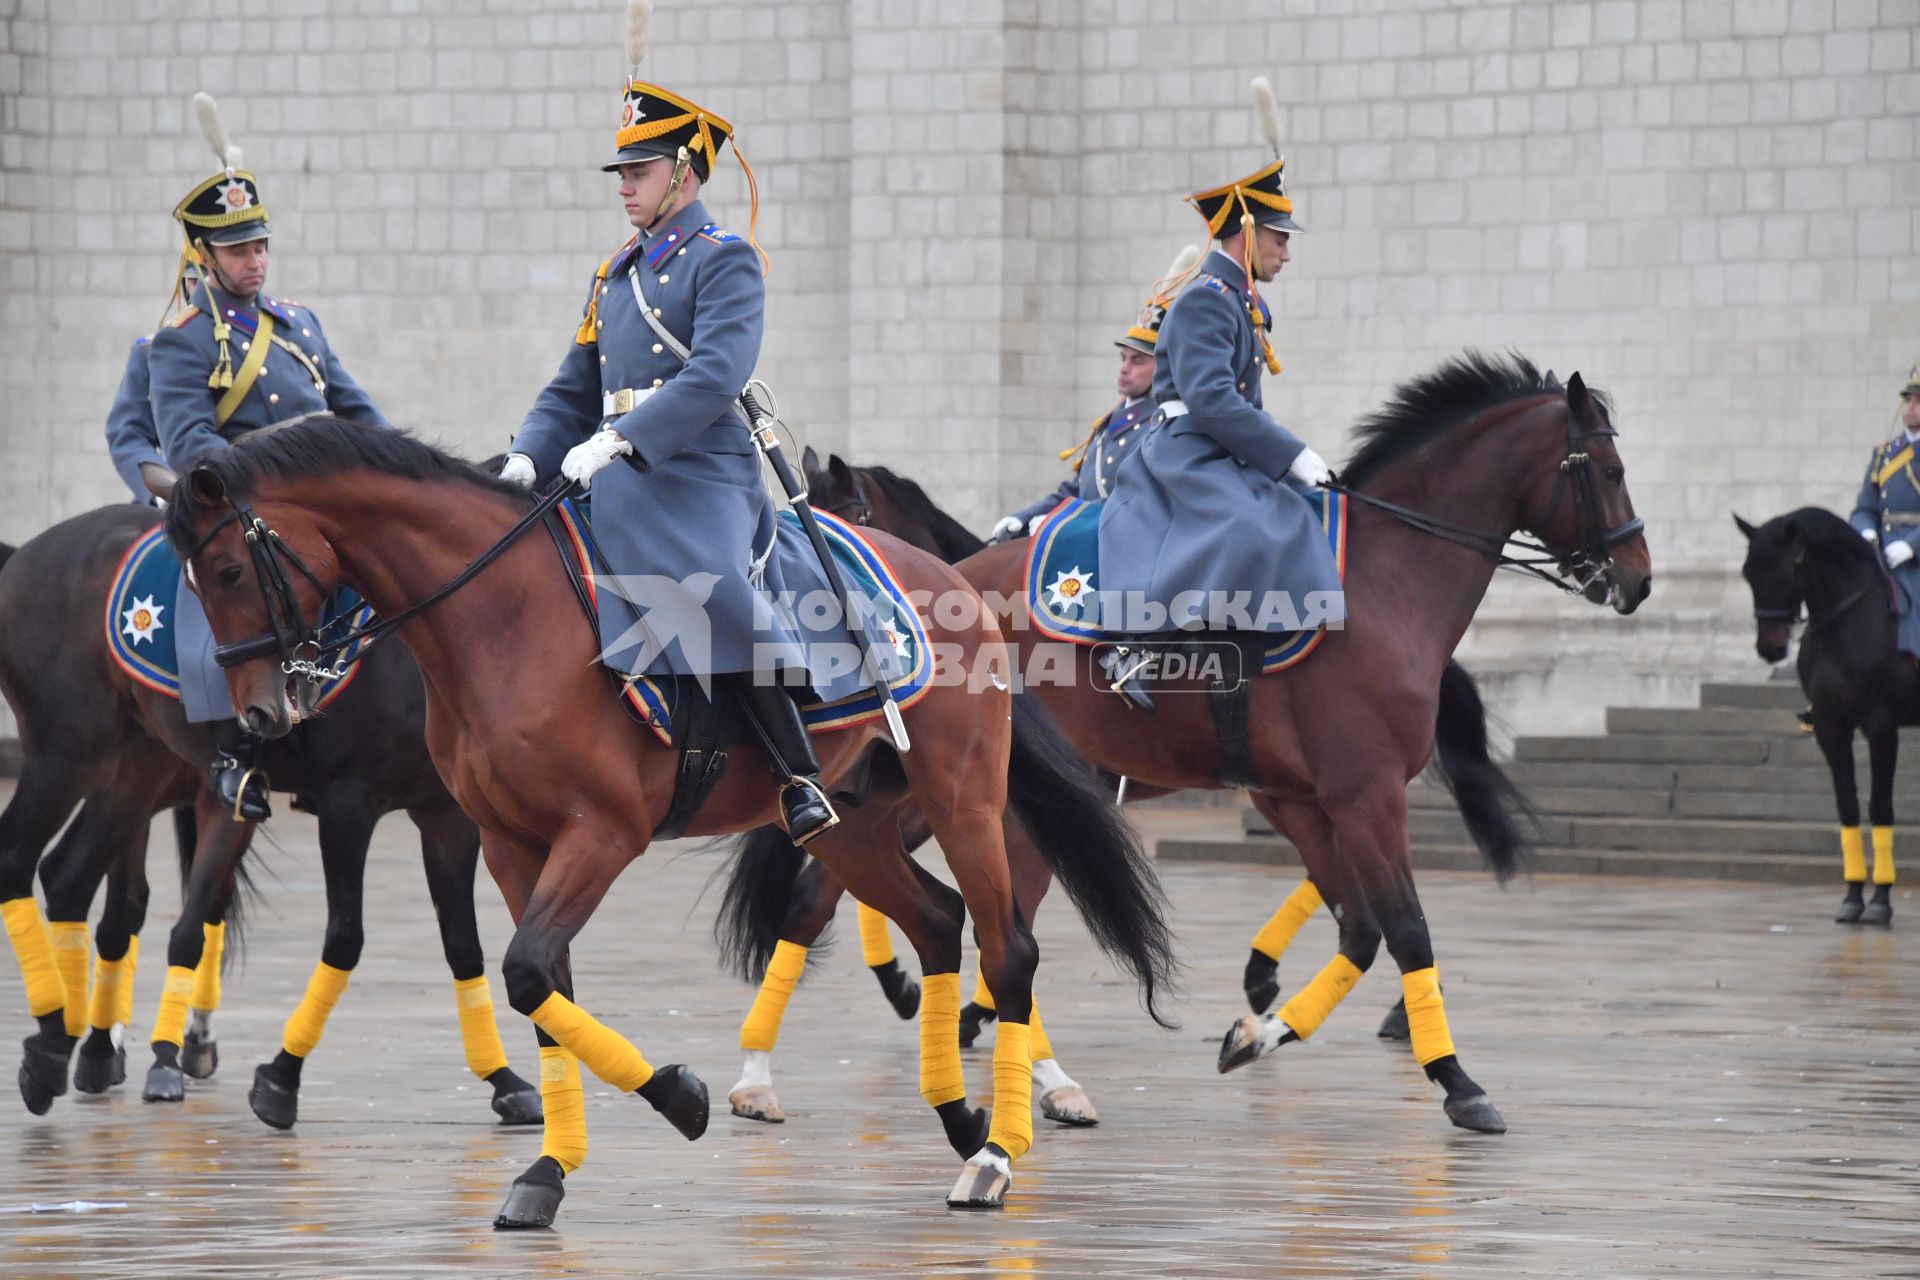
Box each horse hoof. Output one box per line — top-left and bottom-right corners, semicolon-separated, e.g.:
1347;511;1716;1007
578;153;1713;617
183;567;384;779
113;1045;126;1087
1217;1015;1269;1074
181;1030;219;1080
946;1145;1012;1209
1836;894;1866;924
493;1156;564;1230
491;1086;544;1126
72;1046;117;1095
248;1064;298;1129
1861;897;1893;927
1444;1092;1507;1134
889;975;921;1021
728;1084;785;1123
18;1036;70;1115
1377;998;1411;1041
1039;1085;1100;1127
142;1061;185;1103
639;1064;709;1141
957;1002;997;1049
1243;949;1280;1014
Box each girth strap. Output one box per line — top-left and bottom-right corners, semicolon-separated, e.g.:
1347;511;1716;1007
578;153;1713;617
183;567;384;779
1208;637;1262;789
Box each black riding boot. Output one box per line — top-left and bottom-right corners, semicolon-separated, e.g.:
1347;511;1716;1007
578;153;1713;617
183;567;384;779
210;720;271;823
734;679;837;845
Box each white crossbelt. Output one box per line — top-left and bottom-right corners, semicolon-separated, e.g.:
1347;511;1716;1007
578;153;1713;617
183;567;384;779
602;387;656;418
1160;398;1190;418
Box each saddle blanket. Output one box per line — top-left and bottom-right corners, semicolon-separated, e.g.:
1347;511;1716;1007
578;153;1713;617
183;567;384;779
105;524;375;709
1024;490;1348;675
551;502;933;746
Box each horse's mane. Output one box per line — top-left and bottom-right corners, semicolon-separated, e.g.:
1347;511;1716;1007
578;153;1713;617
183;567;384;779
1781;506;1884;570
165;416;531;544
858;466;987;559
1342;351;1596;490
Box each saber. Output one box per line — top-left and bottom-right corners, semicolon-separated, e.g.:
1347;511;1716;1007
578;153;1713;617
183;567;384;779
740;385;911;753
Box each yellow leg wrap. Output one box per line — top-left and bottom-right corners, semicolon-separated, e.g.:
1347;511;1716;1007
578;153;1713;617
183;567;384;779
2;897;67;1019
970;967;996;1012
88;953;127;1033
190;921;225;1013
452;975;511;1079
918;971;966;1107
1027;1000;1054;1063
537;1046;588;1175
1251;880;1325;961
1401;966;1457;1066
1872;825;1896;886
1841;825;1867;883
987;1021;1034;1161
281;962;352;1058
118;936;140;1029
739;939;806;1054
50;922;90;1037
528;992;655;1092
855;901;896;967
1277;953;1363;1040
152;965;195;1048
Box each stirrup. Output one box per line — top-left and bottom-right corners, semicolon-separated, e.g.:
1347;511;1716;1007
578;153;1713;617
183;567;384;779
212;754;271;823
781;776;839;847
1099;647;1157;713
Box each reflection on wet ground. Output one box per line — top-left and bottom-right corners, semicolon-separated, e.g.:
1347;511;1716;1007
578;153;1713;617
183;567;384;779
2;798;1916;1277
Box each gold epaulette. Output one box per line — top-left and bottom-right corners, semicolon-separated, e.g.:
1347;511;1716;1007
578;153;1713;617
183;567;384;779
167;306;202;329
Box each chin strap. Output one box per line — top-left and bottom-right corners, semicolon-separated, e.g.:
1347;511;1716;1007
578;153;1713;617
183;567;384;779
651;146;692;228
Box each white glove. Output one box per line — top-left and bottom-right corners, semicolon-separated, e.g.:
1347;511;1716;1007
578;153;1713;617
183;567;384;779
1862;526;1880;543
990;515;1026;542
560;429;634;490
1887;539;1914;569
499;453;537;487
1288;445;1331;487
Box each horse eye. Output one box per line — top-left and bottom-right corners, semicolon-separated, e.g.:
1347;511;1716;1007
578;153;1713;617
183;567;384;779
218;565;244;587
1604;465;1624;483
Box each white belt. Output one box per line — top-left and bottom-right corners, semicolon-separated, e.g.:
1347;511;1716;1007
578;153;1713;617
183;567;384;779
1160;399;1190;419
602;387;656;418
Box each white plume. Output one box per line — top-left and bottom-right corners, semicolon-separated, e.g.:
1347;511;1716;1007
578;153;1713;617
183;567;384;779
193;92;239;174
1251;76;1281;156
1166;243;1202;282
626;0;652;75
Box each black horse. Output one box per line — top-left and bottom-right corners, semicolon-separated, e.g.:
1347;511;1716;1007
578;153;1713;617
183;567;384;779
1737;507;1913;925
0;507;542;1125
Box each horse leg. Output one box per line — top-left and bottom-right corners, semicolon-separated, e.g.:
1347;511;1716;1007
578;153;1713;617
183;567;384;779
246;786;377;1128
729;853;844;1124
857;892;921;1020
73;832;150;1094
997;814;1097;1128
1219;799;1380;1072
1243;880;1325;1013
145;791;248;1102
1812;713;1867;923
1862;719;1898;926
0;752;93;1114
409;801;541;1124
493;830;705;1230
1334;788;1507;1135
180;864;234;1082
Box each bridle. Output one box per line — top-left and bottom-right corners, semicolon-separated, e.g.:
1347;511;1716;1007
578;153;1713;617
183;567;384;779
1752;546;1887;637
816;469;872;526
183;479;577;688
1326;409;1644;596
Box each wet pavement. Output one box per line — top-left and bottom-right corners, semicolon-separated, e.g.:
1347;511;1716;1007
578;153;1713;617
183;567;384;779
3;790;1918;1278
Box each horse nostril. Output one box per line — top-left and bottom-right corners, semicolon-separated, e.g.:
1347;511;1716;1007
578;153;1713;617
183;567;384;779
1638;575;1652;602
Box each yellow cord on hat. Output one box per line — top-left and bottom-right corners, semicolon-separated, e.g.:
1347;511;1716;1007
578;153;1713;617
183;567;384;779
729;138;770;276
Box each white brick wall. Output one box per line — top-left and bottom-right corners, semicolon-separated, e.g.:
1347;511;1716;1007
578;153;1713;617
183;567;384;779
2;0;1918;735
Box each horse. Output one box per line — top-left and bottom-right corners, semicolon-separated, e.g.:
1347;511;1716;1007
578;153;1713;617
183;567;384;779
736;354;1650;1135
162;418;1176;1224
1737;507;1912;924
0;508;542;1128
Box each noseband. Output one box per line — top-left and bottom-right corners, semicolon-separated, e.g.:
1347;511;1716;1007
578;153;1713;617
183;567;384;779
1753;547;1886;636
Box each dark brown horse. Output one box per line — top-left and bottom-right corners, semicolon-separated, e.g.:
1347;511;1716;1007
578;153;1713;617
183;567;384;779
163;420;1175;1225
753;354;1651;1135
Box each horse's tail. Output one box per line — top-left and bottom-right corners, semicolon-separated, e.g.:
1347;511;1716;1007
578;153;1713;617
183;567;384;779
171;804;255;965
714;824;809;983
1005;696;1180;1028
1429;660;1534;884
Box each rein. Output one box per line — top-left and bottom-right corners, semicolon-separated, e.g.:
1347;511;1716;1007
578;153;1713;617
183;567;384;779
1754;548;1893;638
197;477;578;682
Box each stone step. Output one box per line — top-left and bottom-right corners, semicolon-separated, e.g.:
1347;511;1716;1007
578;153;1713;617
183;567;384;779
1699;681;1806;711
1670;790;1920;824
1408;785;1673;818
1605;707;1800;737
1516;734;1779;765
1155;837;1833;885
1507;761;1681;791
1408;810;1899;857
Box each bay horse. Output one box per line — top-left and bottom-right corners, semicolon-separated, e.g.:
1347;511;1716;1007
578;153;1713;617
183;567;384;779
1737;508;1912;924
162;419;1175;1225
739;354;1650;1135
0;508;541;1128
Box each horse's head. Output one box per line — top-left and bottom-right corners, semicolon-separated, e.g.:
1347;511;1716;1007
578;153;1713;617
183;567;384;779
168;464;342;737
805;451;983;559
1735;512;1803;663
1514;373;1652;615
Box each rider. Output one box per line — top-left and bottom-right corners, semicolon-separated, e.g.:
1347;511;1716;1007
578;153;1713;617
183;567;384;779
106;247;204;506
499;65;836;844
1094;82;1341;710
990;248;1199;541
148;93;392;821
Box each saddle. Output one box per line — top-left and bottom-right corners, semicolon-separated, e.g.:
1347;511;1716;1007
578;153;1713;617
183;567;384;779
1099;632;1268;788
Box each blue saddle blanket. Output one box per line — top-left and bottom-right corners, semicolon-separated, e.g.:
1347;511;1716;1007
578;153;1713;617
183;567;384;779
1024;492;1348;675
551;502;932;742
106;524;375;707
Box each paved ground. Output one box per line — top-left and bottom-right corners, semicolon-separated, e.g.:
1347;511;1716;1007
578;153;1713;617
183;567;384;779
2;792;1917;1278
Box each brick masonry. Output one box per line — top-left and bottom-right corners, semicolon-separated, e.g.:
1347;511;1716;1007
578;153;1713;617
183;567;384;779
2;0;1917;739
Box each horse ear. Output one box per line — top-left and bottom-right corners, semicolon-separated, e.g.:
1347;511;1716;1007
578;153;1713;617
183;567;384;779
1733;513;1756;541
828;453;852;483
801;445;821;480
1566;371;1590;420
187;466;226;508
